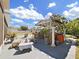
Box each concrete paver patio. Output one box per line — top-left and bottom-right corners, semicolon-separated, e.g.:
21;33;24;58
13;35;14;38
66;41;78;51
0;44;54;59
0;39;76;59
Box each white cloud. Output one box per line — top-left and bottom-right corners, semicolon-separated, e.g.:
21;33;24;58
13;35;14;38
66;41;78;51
63;6;79;19
33;21;38;24
48;2;56;8
10;20;31;28
66;1;78;8
64;1;79;19
63;11;69;17
47;12;52;16
10;21;14;24
45;12;52;19
14;25;20;27
10;6;44;20
28;4;34;9
24;0;29;2
9;22;20;28
11;18;24;23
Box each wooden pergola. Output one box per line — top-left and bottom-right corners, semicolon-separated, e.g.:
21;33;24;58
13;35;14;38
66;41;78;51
36;15;66;46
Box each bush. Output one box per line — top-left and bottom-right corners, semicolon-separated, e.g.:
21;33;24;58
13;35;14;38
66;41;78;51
20;26;28;31
40;28;52;45
76;39;79;46
6;32;16;39
10;33;16;38
65;18;79;36
40;28;49;38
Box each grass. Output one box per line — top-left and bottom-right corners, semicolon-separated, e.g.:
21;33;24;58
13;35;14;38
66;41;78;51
65;34;79;59
65;34;73;38
76;39;79;59
76;46;79;59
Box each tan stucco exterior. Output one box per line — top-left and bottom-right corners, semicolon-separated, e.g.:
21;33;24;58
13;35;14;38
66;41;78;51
0;2;4;46
0;0;9;48
0;17;3;46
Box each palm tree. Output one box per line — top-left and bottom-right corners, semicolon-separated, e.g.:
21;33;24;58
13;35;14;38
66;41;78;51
49;14;67;33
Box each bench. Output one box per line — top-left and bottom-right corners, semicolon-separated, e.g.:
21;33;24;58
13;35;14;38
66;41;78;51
19;42;33;51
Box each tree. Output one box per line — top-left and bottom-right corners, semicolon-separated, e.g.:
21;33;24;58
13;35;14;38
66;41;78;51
50;14;66;24
50;14;67;33
65;18;79;36
36;14;67;33
20;26;28;31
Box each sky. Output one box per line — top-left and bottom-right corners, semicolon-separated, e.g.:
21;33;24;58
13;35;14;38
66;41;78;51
9;0;79;28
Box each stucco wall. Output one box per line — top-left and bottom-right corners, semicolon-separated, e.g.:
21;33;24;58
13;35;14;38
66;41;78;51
0;2;3;46
2;0;10;26
0;0;9;46
0;18;3;46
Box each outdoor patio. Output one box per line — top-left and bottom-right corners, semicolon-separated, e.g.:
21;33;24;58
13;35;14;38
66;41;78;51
0;38;74;59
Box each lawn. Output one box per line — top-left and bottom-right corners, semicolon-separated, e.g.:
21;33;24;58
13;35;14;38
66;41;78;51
76;46;79;59
65;34;73;38
76;39;79;59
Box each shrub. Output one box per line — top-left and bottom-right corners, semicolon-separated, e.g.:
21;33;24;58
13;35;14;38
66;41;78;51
20;26;28;31
76;39;79;46
39;28;49;38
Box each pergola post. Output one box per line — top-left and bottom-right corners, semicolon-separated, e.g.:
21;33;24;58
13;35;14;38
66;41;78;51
51;27;56;47
64;28;66;41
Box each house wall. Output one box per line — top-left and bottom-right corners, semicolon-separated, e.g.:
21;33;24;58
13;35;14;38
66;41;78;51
0;2;4;54
0;0;9;54
0;17;3;47
0;1;3;47
3;0;10;38
2;0;10;26
4;19;7;38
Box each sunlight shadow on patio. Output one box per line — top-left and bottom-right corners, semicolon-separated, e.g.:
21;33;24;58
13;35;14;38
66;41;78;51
33;39;72;59
13;48;32;55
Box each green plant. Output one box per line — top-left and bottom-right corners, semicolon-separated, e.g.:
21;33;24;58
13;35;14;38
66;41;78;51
10;33;16;38
76;39;79;46
41;28;48;34
6;32;16;38
20;26;28;31
65;18;79;36
76;39;79;59
48;34;52;45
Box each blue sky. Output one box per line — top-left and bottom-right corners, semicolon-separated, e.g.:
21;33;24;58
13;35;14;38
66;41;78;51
10;0;79;28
